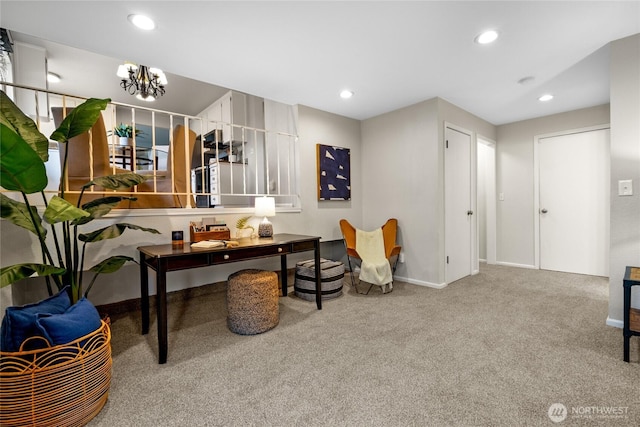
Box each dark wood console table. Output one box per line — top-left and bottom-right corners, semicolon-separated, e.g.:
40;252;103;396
623;266;640;362
138;234;321;364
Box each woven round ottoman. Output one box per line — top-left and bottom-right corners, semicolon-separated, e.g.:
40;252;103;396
227;269;279;335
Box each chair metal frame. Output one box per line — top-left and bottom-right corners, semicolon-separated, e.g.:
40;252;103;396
339;218;401;294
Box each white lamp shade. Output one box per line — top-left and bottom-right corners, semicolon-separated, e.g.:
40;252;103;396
255;196;275;217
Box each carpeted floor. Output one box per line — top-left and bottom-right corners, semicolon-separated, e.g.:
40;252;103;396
90;263;639;426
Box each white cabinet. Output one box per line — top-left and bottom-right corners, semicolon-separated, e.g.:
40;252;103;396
13;42;49;120
197;90;247;143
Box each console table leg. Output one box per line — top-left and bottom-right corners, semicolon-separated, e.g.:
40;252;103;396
140;252;149;335
280;255;288;296
314;240;322;310
623;285;631;362
157;260;168;364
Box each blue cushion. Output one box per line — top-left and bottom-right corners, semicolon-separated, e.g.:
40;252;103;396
36;298;102;346
0;286;71;352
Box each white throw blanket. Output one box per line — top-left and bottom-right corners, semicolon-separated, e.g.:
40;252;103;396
356;227;393;292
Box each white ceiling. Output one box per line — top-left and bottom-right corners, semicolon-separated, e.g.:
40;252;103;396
1;1;639;125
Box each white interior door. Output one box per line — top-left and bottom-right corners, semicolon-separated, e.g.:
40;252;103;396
538;128;610;276
445;126;473;283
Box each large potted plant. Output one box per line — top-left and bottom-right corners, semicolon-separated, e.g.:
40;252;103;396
0;90;159;426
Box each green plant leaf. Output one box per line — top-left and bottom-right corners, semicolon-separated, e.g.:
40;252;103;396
0;193;46;237
88;255;134;274
49;98;110;143
84;173;147;191
0;124;48;193
43;195;90;225
236;216;251;229
73;196;137;225
79;223;160;243
0;264;65;288
0;90;49;162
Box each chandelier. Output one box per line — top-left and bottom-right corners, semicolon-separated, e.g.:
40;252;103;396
117;62;167;101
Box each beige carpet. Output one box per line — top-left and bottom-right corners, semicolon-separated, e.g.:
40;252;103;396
90;264;639;426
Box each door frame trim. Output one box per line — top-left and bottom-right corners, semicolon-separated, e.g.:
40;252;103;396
533;124;610;269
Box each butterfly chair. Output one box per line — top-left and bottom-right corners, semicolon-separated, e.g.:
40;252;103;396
339;218;402;294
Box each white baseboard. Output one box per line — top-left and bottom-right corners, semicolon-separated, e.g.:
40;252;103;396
496;261;537;269
606;316;623;329
394;275;447;289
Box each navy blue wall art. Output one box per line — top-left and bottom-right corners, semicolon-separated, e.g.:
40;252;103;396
317;144;351;201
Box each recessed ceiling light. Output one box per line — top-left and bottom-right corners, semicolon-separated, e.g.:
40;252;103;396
340;90;354;99
128;14;156;30
47;72;61;83
475;30;499;44
538;94;554;102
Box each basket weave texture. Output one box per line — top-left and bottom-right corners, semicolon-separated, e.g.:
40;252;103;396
227;269;279;335
0;320;112;427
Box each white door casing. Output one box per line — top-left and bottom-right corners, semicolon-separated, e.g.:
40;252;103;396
536;126;610;276
445;124;474;284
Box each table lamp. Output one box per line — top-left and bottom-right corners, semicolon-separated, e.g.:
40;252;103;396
255;196;276;238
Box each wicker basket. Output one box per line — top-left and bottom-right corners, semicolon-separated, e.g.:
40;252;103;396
0;320;112;427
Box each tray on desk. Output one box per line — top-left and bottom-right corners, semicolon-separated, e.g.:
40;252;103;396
189;227;230;243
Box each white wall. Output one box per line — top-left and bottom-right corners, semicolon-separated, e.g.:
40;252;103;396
284;105;363;241
609;34;640;324
495;104;611;268
361;98;440;286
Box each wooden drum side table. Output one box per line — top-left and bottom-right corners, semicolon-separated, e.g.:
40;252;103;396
623;266;640;362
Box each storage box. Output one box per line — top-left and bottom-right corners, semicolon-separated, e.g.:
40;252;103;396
630;308;640;332
294;258;344;301
189;226;230;243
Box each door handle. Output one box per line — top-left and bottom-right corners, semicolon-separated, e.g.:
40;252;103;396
467;210;473;215
541;209;548;214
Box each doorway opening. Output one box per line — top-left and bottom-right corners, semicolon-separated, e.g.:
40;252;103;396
477;137;496;265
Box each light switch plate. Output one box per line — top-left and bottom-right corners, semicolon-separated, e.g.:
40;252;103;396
618;179;633;196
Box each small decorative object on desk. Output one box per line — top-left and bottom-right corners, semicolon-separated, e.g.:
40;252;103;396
171;231;184;248
235;216;255;238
